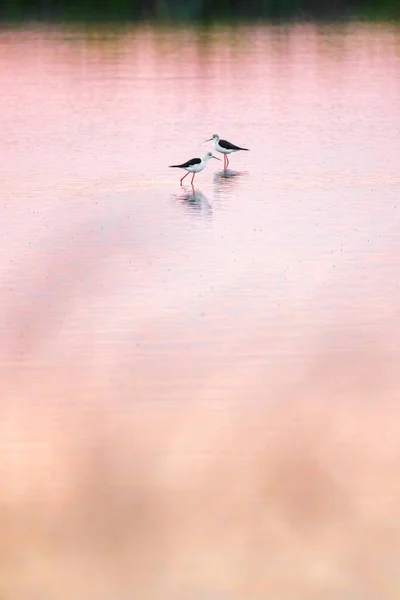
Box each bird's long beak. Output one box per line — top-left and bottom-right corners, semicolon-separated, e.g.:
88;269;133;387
212;155;221;160
205;138;213;142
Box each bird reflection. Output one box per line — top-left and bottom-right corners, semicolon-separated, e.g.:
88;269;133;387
213;169;247;183
213;170;248;202
175;190;213;217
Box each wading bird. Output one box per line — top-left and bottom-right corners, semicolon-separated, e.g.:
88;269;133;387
169;152;221;187
206;134;249;169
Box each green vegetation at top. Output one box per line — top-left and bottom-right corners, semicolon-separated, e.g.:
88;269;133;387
1;0;400;21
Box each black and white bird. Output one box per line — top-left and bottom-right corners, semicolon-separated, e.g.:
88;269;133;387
205;134;249;169
169;151;221;187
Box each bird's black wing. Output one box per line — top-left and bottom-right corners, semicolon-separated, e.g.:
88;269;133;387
219;139;249;151
169;157;201;168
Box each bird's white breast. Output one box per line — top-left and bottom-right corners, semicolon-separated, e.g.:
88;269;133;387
188;162;205;173
215;141;234;154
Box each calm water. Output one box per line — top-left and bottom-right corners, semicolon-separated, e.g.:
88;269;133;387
2;22;400;600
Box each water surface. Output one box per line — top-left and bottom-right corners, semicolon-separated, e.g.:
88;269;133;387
1;22;400;600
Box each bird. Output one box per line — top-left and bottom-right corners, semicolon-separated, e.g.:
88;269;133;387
169;151;221;187
205;134;249;169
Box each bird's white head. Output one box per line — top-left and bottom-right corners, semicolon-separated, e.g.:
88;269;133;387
204;151;221;162
205;134;220;143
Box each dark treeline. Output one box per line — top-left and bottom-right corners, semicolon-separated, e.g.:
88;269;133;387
1;0;399;21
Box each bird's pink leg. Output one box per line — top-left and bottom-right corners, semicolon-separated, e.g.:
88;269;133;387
191;173;196;187
226;155;230;168
180;171;189;186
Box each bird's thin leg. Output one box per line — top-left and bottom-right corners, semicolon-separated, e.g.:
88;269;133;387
226;155;230;167
180;171;190;186
191;173;196;186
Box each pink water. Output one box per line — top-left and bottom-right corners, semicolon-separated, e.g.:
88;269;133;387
1;23;400;599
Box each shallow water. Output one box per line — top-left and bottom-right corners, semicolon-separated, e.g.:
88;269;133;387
1;22;400;599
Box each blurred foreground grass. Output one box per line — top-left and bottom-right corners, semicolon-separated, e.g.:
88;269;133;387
2;333;400;599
